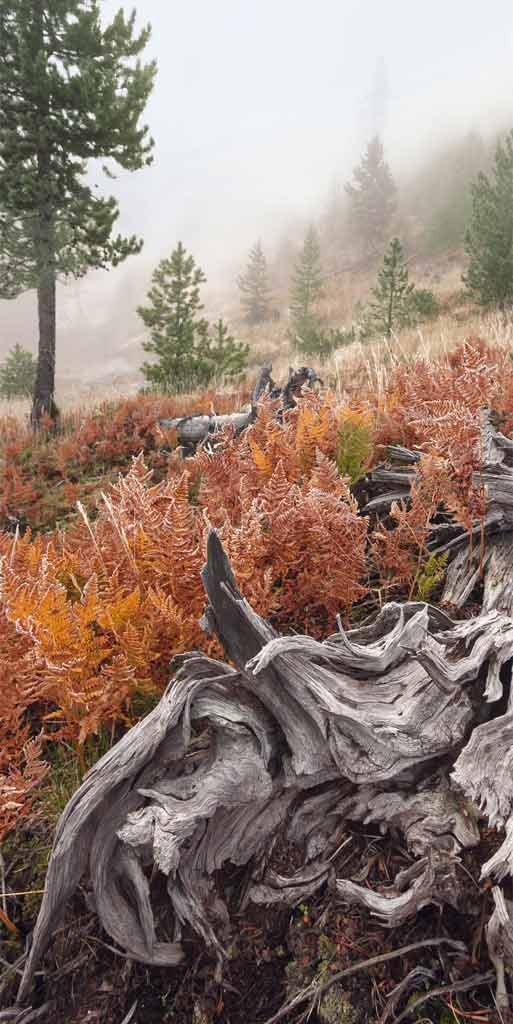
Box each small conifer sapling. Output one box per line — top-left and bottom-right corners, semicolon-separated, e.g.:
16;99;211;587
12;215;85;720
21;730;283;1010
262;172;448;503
237;241;273;324
369;238;415;337
0;344;37;399
139;243;248;392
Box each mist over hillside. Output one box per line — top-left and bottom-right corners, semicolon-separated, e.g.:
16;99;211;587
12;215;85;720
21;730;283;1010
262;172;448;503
1;0;513;391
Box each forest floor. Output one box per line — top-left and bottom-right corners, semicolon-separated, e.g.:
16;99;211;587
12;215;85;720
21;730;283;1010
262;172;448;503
2;815;507;1023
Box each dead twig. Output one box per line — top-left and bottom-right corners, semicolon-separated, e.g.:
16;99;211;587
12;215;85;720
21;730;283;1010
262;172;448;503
0;955;27;1001
0;850;7;917
119;1001;138;1024
0;1003;55;1023
393;973;495;1024
378;967;437;1024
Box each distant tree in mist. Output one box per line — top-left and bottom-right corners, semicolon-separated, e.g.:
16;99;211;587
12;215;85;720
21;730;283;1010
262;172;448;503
369;238;414;337
237;241;273;324
0;344;36;399
139;243;248;393
0;1;156;425
463;131;513;309
345;136;396;258
289;226;324;325
320;181;348;251
408;130;488;257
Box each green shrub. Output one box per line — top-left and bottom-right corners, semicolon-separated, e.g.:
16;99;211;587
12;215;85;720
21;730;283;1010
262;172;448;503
294;318;358;363
410;287;441;320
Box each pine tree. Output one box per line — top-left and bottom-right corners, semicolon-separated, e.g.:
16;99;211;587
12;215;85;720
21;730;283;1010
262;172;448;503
201;319;249;385
139;243;248;393
0;344;36;398
413;130;487;257
289;226;324;325
237;240;273;324
320;181;347;249
345;136;396;257
0;2;156;424
463;131;513;308
369;238;415;337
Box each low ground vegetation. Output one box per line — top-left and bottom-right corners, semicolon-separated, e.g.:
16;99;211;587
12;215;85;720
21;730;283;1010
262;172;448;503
2;334;513;1020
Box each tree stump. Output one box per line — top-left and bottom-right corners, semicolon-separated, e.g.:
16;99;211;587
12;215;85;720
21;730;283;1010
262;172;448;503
16;530;513;1011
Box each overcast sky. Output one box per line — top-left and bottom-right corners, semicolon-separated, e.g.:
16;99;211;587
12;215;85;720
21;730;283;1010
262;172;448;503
97;0;513;277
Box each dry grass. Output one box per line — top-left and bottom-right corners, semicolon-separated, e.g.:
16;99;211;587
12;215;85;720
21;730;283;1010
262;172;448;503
2;308;510;429
235;254;478;382
4;249;513;426
327;309;513;400
0;381;140;423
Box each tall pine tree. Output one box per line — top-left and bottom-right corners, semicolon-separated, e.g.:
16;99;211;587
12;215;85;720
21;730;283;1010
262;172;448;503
0;1;156;424
345;136;396;258
237;240;273;324
289;225;324;325
139;243;248;393
369;238;414;337
463;131;513;308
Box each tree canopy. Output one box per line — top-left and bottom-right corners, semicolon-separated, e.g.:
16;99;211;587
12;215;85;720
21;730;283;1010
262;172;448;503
0;343;36;398
369;238;415;337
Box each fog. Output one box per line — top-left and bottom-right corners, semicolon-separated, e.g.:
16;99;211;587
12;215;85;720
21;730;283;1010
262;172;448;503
2;0;513;381
102;0;513;260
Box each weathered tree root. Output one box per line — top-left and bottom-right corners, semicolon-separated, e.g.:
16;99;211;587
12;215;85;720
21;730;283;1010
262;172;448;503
16;531;513;1009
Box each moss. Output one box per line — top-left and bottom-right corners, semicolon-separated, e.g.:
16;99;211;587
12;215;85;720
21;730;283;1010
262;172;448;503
317;933;336;960
413;551;449;602
318;985;360;1024
2;826;52;927
38;728;114;827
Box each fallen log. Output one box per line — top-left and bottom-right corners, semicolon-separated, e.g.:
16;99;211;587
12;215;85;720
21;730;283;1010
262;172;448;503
15;531;513;1013
158;364;322;452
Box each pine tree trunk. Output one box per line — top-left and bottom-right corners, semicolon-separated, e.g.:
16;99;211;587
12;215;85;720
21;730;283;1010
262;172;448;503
32;134;58;425
31;3;58;430
32;249;56;427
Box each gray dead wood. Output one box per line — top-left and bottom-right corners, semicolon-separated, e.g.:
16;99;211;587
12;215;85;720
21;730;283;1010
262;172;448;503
441;408;513;611
157;364;321;451
359;408;513;623
16;530;513;1012
158;410;254;448
486;887;513;1010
